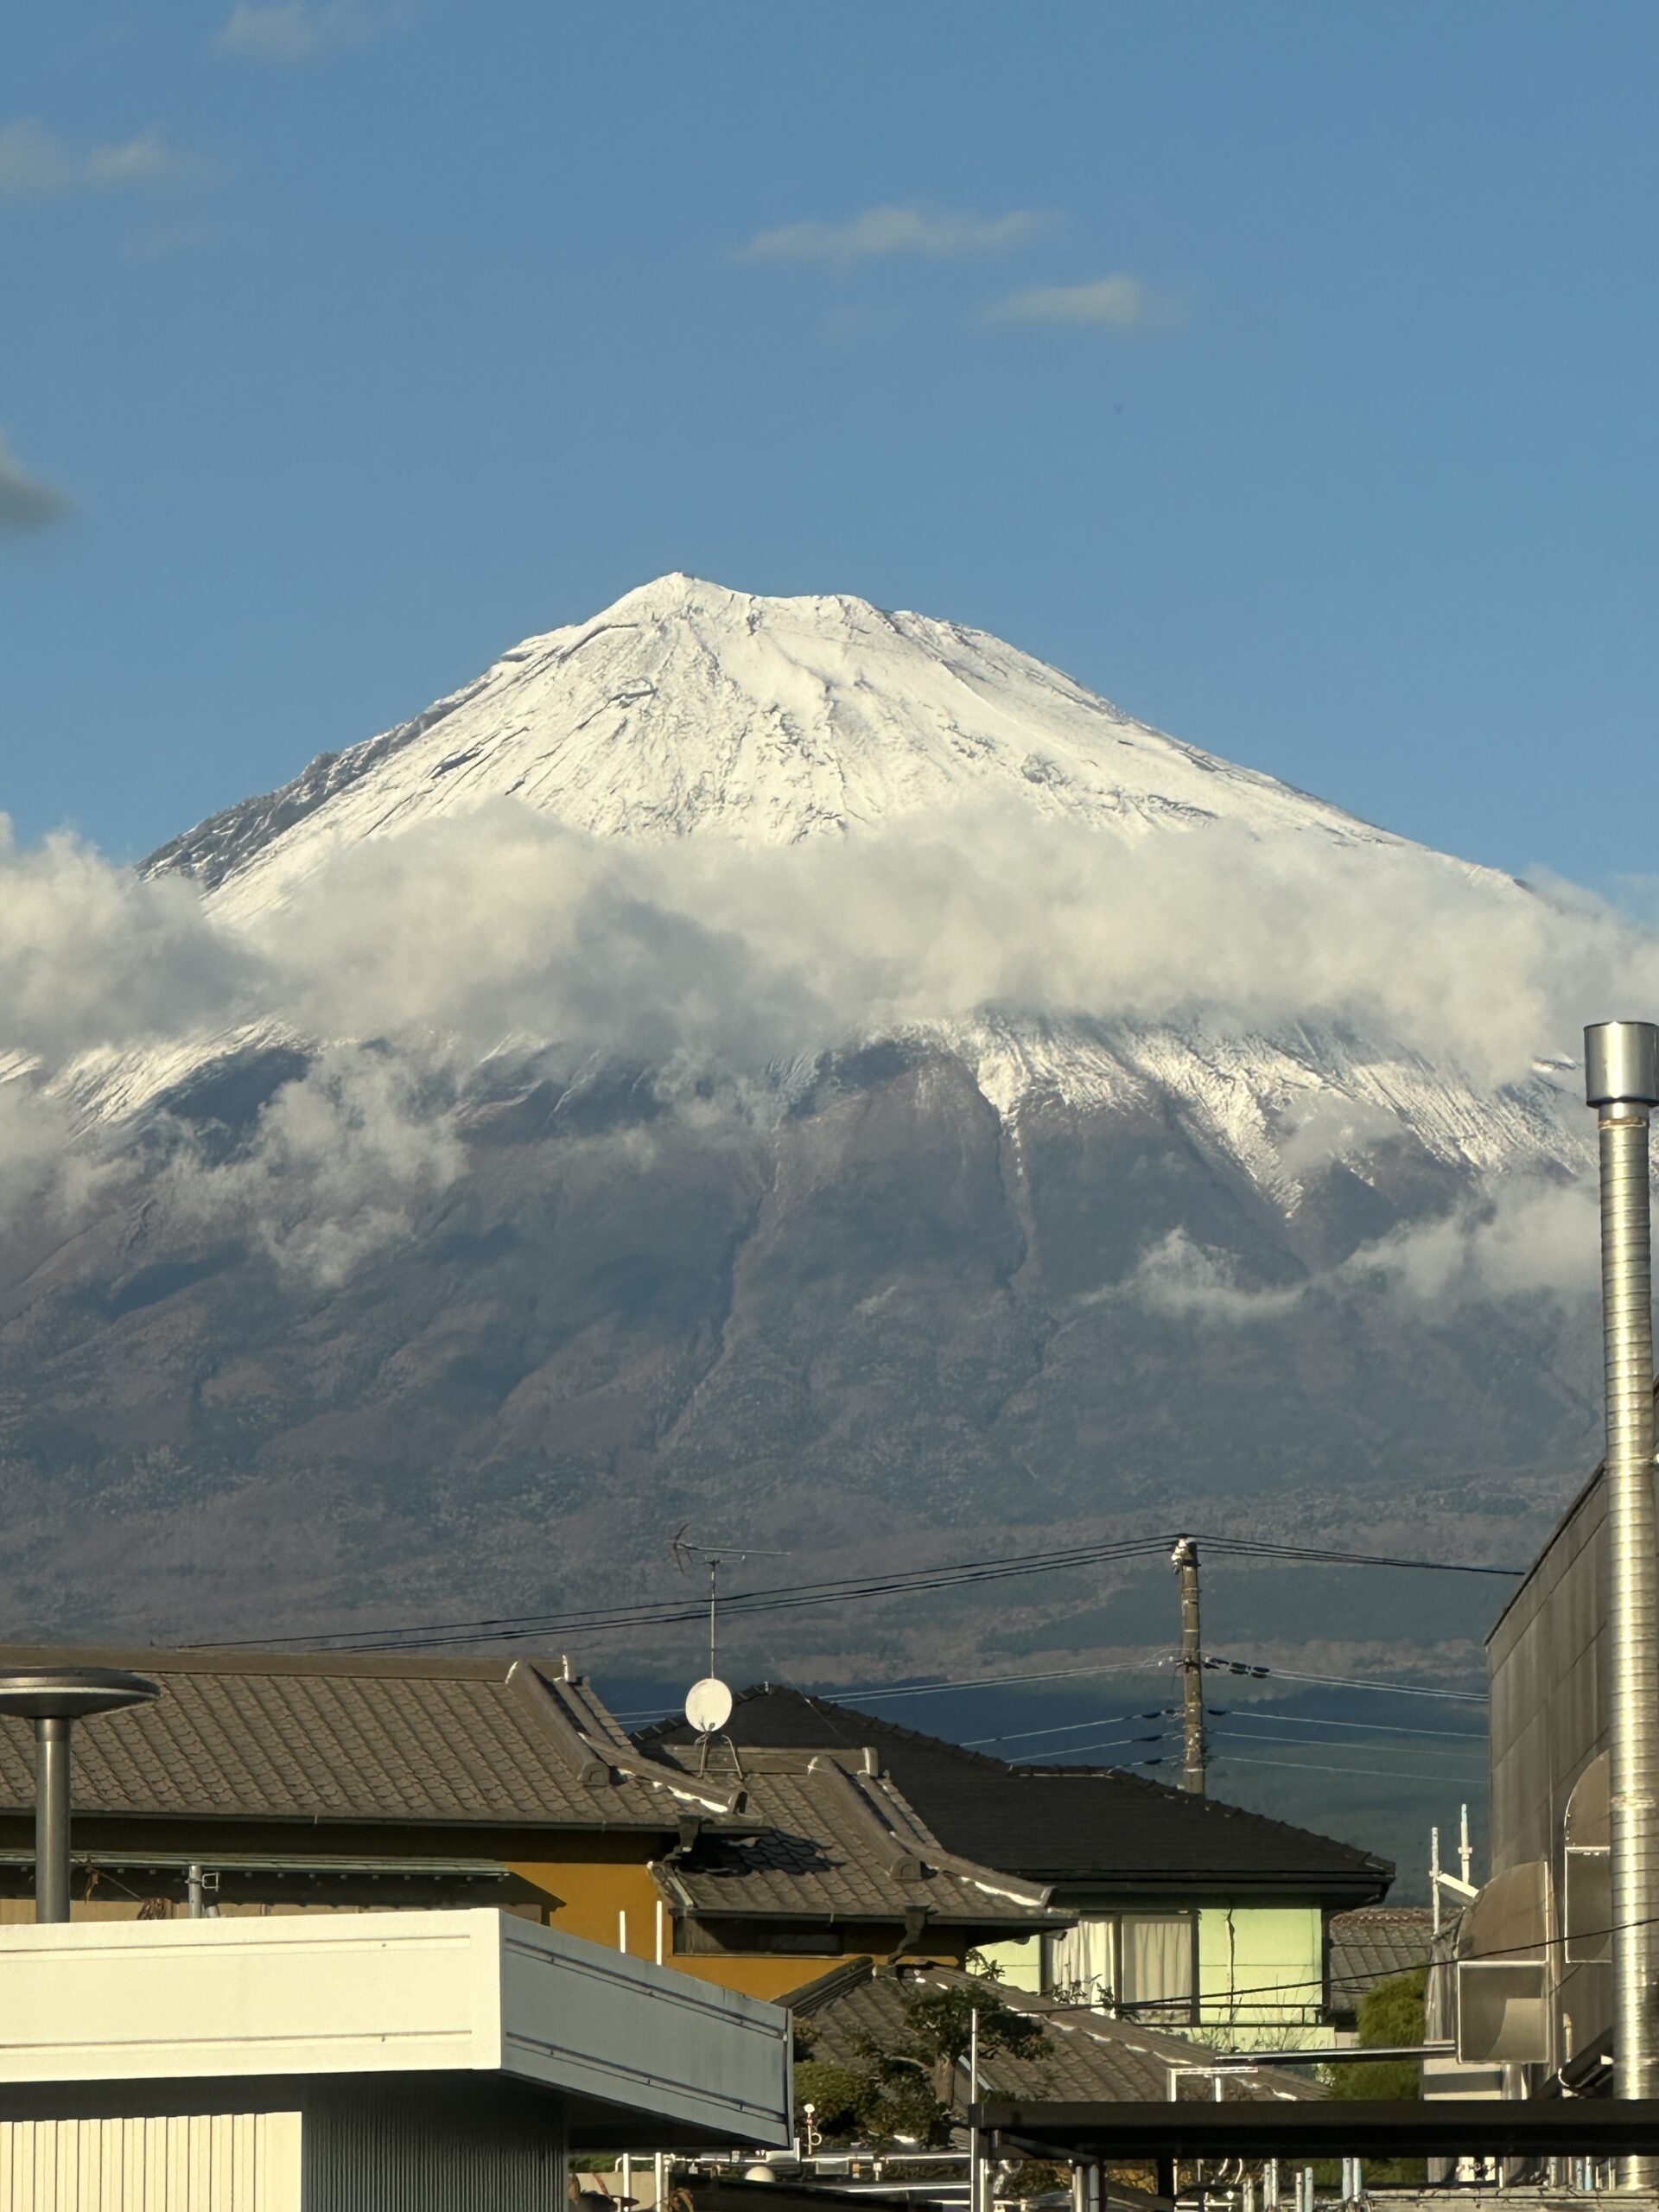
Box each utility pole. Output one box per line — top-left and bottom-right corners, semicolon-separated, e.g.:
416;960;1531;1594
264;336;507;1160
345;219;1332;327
1586;1020;1659;2191
1172;1536;1205;1795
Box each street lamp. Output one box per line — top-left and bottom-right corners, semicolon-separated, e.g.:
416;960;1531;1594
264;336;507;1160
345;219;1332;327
0;1666;160;1923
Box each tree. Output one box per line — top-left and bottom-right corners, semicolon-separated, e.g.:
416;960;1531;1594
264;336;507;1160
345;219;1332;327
791;1983;1047;2150
1328;1967;1427;2103
1324;1967;1428;2187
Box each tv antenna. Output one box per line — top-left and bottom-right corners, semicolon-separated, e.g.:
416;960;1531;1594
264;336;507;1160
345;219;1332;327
670;1527;785;1775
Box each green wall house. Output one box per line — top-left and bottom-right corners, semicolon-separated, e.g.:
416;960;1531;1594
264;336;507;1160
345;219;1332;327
642;1688;1392;2050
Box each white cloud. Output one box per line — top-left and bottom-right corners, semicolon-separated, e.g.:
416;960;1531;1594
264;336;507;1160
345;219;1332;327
4;797;1658;1290
0;820;249;1062
164;1046;465;1287
741;204;1050;268
0;434;67;531
983;273;1165;330
0;119;178;200
1123;1175;1599;1325
216;2;387;61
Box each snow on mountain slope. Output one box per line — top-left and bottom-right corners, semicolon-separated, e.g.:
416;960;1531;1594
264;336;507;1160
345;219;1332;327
119;573;1581;1194
148;572;1405;918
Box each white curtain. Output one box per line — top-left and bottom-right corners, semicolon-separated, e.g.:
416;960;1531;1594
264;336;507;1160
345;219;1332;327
1046;1916;1114;2003
1120;1916;1193;2016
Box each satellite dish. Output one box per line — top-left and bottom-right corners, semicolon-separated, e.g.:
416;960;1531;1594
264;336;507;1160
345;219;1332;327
685;1676;734;1734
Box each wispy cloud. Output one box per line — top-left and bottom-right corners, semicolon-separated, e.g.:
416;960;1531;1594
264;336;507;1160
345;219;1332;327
0;119;178;200
741;204;1051;269
983;273;1170;331
216;1;384;61
0;435;67;532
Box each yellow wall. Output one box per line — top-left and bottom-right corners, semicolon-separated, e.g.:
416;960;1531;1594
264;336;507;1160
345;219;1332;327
504;1847;963;2000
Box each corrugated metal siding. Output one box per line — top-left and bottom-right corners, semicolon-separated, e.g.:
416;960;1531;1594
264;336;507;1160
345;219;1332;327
302;2081;563;2212
0;2109;301;2209
1486;1470;1611;2064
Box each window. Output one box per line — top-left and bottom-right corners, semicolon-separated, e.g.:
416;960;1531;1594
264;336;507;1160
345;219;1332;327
1044;1911;1198;2022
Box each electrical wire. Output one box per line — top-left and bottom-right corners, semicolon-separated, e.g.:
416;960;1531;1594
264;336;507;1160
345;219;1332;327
836;1658;1172;1702
209;1535;1180;1653
963;1708;1177;1747
1205;1727;1484;1763
1205;1707;1488;1744
1006;1730;1173;1760
1036;1901;1659;2019
1206;1656;1487;1703
207;1528;1523;1655
1209;1750;1481;1783
1195;1537;1522;1580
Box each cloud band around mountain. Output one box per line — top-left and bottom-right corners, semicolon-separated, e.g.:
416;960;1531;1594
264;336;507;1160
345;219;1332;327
0;791;1648;1292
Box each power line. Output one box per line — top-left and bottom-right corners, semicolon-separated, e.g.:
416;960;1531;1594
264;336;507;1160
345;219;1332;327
1197;1537;1522;1580
1207;1656;1487;1703
209;1535;1180;1653
1206;1726;1484;1763
963;1708;1177;1748
1206;1707;1488;1744
626;1665;1176;1740
837;1658;1172;1702
1014;1731;1173;1761
1039;1899;1659;2020
207;1528;1525;1656
1210;1750;1482;1784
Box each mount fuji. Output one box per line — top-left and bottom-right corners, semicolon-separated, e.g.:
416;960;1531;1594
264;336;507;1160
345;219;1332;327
0;576;1602;1663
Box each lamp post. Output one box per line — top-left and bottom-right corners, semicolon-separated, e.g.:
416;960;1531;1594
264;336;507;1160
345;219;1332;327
0;1666;159;1923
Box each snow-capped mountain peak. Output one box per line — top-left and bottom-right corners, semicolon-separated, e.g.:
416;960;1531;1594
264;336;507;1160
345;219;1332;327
145;573;1397;924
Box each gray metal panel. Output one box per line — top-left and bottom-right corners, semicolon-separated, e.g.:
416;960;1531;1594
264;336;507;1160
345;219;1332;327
302;2079;564;2212
1486;1468;1613;2065
499;1918;792;2146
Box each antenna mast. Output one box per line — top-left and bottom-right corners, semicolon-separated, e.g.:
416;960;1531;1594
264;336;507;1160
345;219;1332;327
671;1529;785;1776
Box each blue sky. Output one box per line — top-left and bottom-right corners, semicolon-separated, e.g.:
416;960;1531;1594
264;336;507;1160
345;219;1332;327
3;1;1656;891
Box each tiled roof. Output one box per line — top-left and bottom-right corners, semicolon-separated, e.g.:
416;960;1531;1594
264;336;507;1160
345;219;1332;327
650;1758;1065;1930
0;1643;716;1830
1327;1907;1433;2024
639;1688;1393;1898
782;1960;1320;2105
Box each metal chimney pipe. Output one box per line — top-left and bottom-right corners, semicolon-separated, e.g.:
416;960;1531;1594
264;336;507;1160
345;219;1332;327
1586;1020;1659;2185
0;1667;159;1923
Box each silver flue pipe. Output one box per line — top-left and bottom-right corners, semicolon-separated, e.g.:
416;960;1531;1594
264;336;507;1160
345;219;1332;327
1586;1020;1659;2187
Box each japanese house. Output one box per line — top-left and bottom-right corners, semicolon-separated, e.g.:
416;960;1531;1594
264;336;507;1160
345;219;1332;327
0;1641;1064;2003
640;1685;1393;2044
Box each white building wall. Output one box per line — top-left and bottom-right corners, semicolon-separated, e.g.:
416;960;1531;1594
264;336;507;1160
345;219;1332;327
0;2109;301;2211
